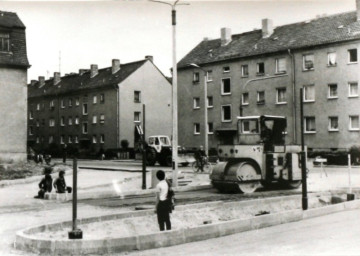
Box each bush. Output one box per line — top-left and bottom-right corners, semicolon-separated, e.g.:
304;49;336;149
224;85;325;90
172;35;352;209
349;145;360;164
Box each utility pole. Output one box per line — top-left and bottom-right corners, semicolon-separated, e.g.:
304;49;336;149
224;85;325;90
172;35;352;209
300;88;308;210
142;104;147;190
150;0;189;187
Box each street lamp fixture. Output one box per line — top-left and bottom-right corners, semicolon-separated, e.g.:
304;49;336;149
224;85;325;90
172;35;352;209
189;63;208;156
149;0;189;187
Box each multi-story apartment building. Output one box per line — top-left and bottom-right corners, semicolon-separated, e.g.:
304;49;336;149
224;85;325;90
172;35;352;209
0;11;30;162
177;1;360;152
28;57;172;156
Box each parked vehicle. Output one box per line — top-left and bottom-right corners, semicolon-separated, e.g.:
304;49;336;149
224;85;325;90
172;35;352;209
210;115;304;193
145;135;194;167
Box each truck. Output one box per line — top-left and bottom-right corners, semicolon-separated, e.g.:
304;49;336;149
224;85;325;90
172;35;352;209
145;135;194;167
210;115;304;193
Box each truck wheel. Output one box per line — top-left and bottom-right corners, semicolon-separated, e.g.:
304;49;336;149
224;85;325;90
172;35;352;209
146;148;157;166
236;162;260;194
281;180;302;189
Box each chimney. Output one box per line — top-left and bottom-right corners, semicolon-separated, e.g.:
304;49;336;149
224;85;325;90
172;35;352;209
112;59;120;74
79;69;88;76
357;0;360;20
30;80;37;86
220;27;232;46
145;55;154;62
38;76;45;87
262;18;274;38
90;64;98;78
54;72;61;85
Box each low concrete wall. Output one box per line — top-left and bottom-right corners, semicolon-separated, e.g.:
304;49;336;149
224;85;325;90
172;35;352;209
15;194;360;255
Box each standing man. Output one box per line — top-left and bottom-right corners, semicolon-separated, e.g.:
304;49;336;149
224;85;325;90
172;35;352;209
195;145;206;172
155;170;171;231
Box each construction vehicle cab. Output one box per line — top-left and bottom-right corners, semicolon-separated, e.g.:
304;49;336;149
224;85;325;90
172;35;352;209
210;115;303;193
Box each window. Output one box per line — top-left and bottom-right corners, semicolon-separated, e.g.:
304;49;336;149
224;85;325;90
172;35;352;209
134;91;141;103
49;118;55;127
50;100;55;109
0;33;10;52
92;115;97;124
328;117;339;131
100;94;105;103
221;78;231;95
349;82;358;97
221;105;232;122
75;98;80;106
60;116;65;126
100;134;105;144
93;95;97;104
303;54;314;70
92;135;97;144
60;135;65;144
61;99;65;108
36;137;40;144
276;88;287;104
303;85;315;102
305;117;316;133
82;122;88;134
208;123;214;134
134;112;141;122
100;114;105;124
327;52;336;66
241;65;249;77
256;62;265;75
242;93;249;105
194;123;200;134
36;120;40;127
328;84;338;99
193;72;200;83
276;58;286;73
207;96;213;108
257;91;265;104
242;120;259;134
82;103;88;115
29;126;33;135
349;115;359;130
68;98;72;107
193;97;200;109
75;116;79;125
223;66;230;73
74;136;79;144
206;70;213;82
29;111;33;120
36;103;40;111
348;49;358;63
68;117;73;126
68;136;72;144
49;136;54;144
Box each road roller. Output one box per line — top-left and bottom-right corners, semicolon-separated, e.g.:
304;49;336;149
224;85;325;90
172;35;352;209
210;115;304;193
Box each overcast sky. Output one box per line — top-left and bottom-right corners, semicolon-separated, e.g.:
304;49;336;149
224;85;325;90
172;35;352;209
0;0;356;82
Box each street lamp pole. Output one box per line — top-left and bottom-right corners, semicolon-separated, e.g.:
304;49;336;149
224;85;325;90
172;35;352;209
189;63;208;156
150;0;188;187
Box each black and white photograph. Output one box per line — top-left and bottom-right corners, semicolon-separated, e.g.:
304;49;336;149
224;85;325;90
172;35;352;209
0;0;359;255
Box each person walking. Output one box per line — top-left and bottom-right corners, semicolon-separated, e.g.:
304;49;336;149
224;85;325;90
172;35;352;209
34;167;53;199
195;145;206;172
155;170;171;231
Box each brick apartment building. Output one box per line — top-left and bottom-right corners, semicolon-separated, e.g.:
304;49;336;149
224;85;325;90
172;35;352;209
177;1;360;152
0;11;30;162
27;57;172;156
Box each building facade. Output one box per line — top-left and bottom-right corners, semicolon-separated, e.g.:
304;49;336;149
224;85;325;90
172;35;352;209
28;57;172;156
177;3;360;152
0;11;30;162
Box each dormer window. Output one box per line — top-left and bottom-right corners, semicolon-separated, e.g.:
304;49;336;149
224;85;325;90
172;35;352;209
0;33;10;52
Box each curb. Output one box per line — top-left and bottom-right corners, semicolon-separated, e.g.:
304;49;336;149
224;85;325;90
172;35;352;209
15;193;360;255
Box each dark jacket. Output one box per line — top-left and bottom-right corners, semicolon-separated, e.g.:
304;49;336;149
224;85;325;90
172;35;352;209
54;177;67;193
39;174;53;193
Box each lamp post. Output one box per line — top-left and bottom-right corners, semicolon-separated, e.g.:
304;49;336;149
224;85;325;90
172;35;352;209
150;0;188;187
189;63;208;156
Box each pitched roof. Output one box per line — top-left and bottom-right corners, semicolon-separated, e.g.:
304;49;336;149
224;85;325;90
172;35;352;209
0;11;29;68
28;60;147;98
178;11;360;68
